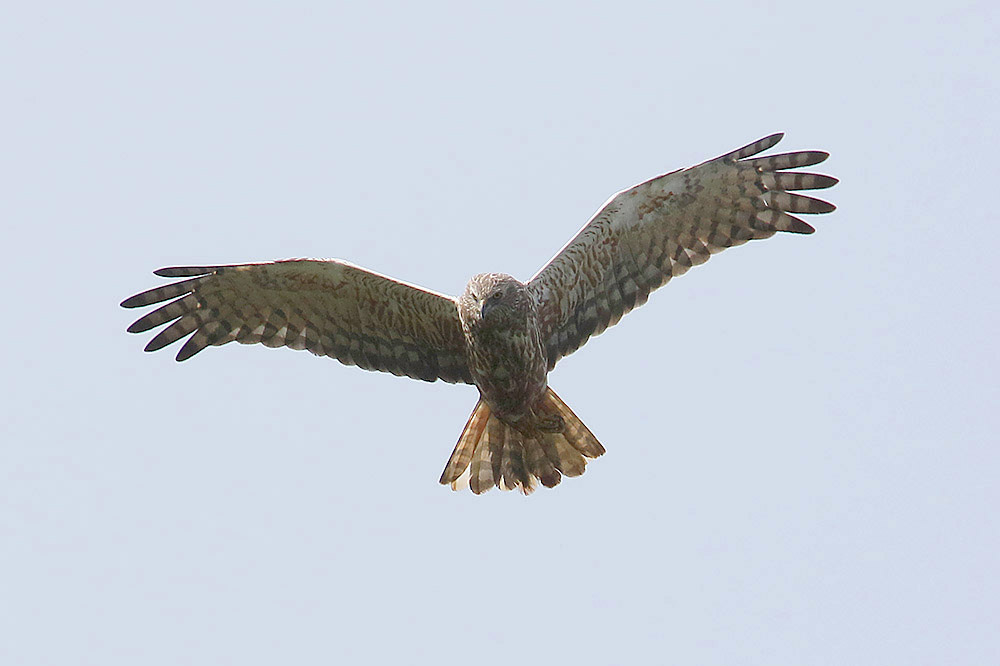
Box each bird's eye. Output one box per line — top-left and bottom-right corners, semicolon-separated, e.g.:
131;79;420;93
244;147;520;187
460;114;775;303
492;291;504;300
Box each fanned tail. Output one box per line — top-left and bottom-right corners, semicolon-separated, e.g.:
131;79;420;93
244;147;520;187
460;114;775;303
439;388;605;495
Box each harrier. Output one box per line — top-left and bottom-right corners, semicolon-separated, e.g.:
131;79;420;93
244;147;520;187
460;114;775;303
122;133;836;494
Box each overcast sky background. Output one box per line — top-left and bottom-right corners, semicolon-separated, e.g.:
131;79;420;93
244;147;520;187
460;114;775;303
2;2;998;664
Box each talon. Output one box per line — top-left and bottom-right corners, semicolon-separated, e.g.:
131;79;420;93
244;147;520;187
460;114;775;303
537;414;564;433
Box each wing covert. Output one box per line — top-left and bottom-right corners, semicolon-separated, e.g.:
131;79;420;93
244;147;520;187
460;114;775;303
121;260;472;383
528;133;837;369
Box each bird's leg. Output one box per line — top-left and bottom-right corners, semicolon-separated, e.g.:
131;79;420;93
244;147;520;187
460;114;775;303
535;413;564;433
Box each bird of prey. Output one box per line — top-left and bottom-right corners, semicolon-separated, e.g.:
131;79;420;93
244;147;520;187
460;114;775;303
122;133;836;495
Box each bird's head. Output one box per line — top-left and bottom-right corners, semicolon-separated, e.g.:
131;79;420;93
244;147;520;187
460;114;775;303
460;273;530;330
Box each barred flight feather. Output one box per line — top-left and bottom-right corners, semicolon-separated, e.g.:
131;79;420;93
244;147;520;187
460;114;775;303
529;133;836;369
122;259;473;383
441;388;604;495
123;133;836;496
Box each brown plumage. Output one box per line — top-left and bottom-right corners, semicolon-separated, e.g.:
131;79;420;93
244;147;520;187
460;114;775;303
121;133;837;495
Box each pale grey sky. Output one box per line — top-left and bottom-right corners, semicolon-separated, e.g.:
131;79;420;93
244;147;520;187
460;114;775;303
2;1;998;664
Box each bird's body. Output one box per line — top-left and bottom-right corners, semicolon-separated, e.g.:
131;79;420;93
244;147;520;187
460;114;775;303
122;133;837;494
458;273;547;423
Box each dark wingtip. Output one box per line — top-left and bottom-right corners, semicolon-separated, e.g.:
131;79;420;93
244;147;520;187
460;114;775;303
783;216;816;234
154;266;216;277
175;342;199;362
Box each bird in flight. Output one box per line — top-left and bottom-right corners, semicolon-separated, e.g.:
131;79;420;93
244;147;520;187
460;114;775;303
122;133;836;495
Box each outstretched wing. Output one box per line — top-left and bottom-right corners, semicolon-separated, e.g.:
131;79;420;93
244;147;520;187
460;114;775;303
121;260;473;383
528;133;837;369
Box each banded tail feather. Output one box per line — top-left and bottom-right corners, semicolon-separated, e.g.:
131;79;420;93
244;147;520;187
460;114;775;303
440;388;605;495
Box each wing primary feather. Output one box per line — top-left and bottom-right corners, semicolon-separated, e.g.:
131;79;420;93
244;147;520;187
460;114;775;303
757;209;815;234
722;132;784;161
154;266;221;278
127;294;199;333
120;276;207;308
745;150;829;171
764;172;838;191
176;330;211;362
763;191;836;214
144;316;198;352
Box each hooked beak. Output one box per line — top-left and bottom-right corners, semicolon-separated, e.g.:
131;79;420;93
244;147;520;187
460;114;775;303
480;298;495;318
